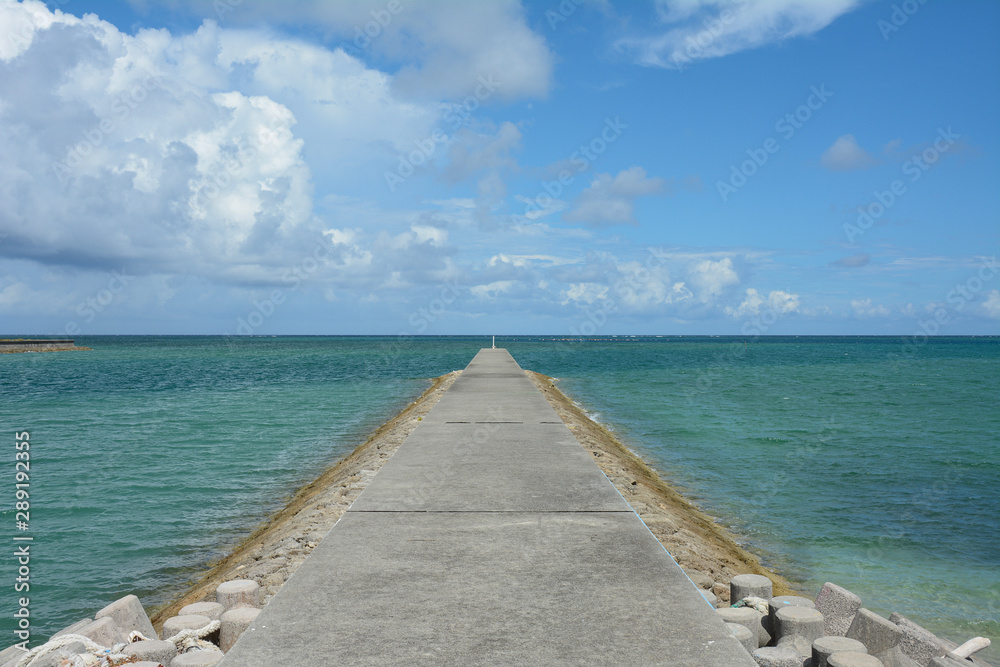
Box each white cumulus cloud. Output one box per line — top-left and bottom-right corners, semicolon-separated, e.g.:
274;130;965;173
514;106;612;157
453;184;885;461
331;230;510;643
982;290;1000;319
726;288;800;318
851;298;891;318
617;0;862;69
560;282;610;305
0;0;458;296
563;166;665;227
687;257;740;303
154;0;554;102
471;280;517;300
821;134;879;171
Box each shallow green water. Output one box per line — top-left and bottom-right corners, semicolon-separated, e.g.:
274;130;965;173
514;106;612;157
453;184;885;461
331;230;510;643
1;336;996;660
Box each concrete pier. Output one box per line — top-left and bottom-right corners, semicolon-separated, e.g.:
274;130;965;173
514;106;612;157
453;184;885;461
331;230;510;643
218;349;756;665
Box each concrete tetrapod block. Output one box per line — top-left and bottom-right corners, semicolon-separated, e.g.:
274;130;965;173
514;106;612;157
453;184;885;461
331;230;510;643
879;647;921;667
75;616;127;648
816;582;863;637
731;573;774;604
847;608;903;655
937;637;994;666
929;657;971;667
749;605;773;647
889;612;947;666
27;637;89;667
180;602;226;622
170;650;225;667
828;652;885;667
0;646;27;665
753;608;773;648
122;639;178;664
162;614;213;640
779;635;814;662
813;636;869;667
776;606;826;645
846;609;920;667
718;606;765;648
52;618;93;639
216;580;260;611
727;622;756;654
889;648;923;666
95;594;158;640
220;607;261;653
752;646;803;667
30;643;88;667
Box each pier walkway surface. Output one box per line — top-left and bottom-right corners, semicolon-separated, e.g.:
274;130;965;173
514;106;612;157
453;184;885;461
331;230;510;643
220;349;755;665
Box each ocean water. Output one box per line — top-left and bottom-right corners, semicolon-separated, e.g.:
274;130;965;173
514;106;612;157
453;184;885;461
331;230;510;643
1;336;997;660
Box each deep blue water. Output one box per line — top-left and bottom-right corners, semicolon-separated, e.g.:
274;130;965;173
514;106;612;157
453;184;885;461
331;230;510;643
0;336;996;659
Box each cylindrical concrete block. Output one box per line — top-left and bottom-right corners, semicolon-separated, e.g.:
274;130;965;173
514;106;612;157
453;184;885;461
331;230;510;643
813;636;868;667
170;650;224;667
761;595;826;646
771;594;816;610
162;614;212;640
216;579;260;611
769;594;816;630
180;602;226;622
220;607;261;652
776;606;825;644
751;646;802;667
730;573;773;604
828;651;884;667
726;622;755;654
717;607;763;648
122;639;178;664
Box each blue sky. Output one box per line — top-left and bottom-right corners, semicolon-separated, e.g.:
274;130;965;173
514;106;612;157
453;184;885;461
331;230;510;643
0;0;997;335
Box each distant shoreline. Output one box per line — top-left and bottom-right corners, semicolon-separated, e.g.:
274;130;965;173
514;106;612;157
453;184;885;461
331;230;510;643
0;339;91;353
149;366;796;630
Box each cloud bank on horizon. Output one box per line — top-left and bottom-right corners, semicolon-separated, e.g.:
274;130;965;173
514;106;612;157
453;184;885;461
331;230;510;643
0;0;997;335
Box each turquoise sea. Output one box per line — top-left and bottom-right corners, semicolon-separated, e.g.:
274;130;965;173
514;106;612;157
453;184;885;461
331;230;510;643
1;336;997;660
